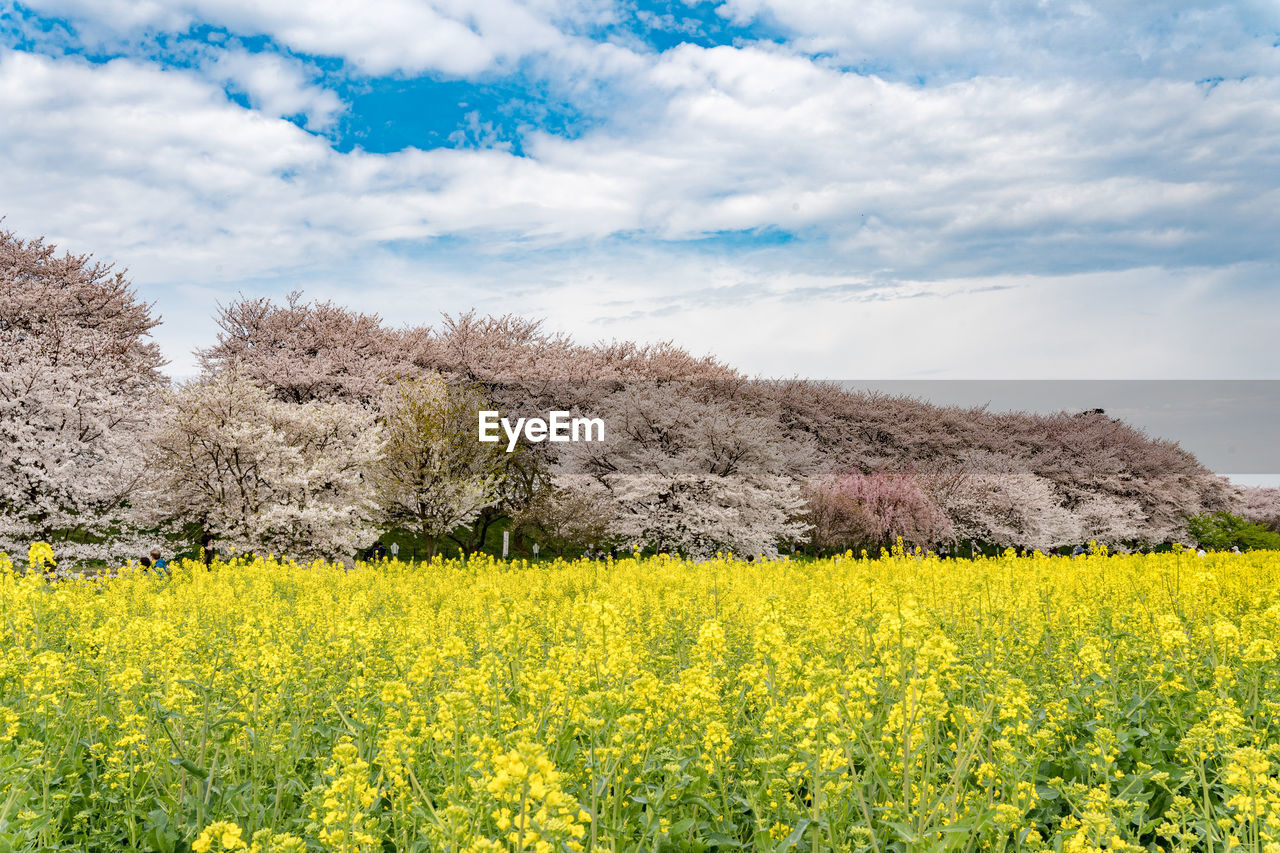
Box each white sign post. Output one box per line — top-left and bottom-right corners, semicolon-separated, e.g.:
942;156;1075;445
502;530;509;560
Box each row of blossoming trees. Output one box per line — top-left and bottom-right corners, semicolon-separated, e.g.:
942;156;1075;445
3;227;1275;562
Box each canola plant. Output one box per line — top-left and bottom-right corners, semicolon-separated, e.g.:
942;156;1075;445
1;547;1279;852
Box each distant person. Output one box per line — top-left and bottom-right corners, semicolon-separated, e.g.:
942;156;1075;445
150;548;170;575
201;531;215;570
369;541;388;561
1072;545;1085;556
1196;546;1207;557
1232;545;1241;554
140;555;152;569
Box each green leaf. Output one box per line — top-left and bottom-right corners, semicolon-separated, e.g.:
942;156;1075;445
669;816;695;835
170;756;209;780
145;824;177;853
705;832;743;848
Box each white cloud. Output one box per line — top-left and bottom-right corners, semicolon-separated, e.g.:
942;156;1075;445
206;49;344;130
2;31;1280;379
714;0;1280;81
34;0;1277;85
515;256;1280;380
0;51;334;278
24;0;597;76
4;45;1280;275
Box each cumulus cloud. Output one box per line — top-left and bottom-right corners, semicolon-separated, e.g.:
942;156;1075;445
22;0;601;75
5;42;1280;272
0;51;335;277
713;0;1280;81
2;2;1279;380
4;44;1280;276
205;49;344;130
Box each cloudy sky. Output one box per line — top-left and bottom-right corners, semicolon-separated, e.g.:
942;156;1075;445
2;0;1279;380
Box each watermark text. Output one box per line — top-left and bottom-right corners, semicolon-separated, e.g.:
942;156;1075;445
479;411;605;452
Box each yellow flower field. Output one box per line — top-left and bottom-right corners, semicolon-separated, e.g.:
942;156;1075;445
2;549;1279;852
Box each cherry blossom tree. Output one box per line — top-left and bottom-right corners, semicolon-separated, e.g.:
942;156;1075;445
562;382;810;558
1238;485;1280;532
603;472;806;559
142;370;383;561
510;475;615;557
421;311;578;384
0;228;166;560
198;291;419;403
803;470;953;554
765;381;1232;545
941;469;1081;551
1072;493;1146;546
1020;410;1229;542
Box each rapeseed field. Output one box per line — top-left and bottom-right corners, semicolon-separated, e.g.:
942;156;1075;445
1;548;1278;852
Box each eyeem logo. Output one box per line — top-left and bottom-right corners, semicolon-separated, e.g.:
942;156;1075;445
478;411;605;452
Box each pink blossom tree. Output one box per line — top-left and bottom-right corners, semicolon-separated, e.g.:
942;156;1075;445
0;228;166;560
803;470;953;554
198;291;419;403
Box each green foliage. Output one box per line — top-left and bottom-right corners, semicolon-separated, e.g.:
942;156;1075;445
1186;510;1280;550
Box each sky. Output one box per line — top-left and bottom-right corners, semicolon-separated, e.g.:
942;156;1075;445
2;0;1280;384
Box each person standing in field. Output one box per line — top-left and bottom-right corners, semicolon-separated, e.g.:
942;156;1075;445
201;531;215;570
150;548;170;576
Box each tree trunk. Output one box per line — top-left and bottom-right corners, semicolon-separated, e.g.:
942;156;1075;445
422;524;438;562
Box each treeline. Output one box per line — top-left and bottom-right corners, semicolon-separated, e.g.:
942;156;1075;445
2;227;1273;562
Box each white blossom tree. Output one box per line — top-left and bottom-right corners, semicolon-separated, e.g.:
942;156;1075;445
1238;485;1280;532
563;382;810;558
142;371;383;562
941;468;1081;552
603;472;807;559
0;228;166;560
1073;493;1147;546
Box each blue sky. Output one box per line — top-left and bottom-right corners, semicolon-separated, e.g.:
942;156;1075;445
2;0;1280;384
